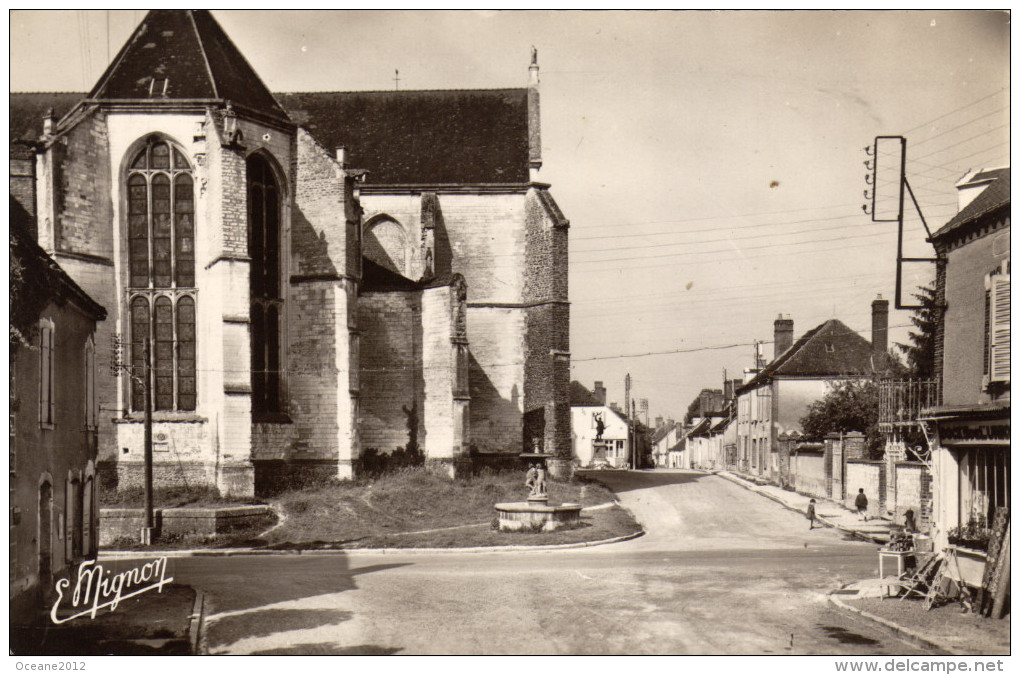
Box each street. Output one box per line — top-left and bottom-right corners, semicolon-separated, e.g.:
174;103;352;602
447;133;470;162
165;470;934;655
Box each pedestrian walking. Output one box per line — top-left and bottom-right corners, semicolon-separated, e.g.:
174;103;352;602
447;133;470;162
855;488;869;521
806;499;817;530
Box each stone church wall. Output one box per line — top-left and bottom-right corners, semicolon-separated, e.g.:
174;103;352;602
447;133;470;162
358;291;423;455
53;110;114;261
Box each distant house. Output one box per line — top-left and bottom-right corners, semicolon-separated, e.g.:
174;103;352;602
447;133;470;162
924;167;1010;552
569;380;630;467
735;305;889;481
10;208;107;618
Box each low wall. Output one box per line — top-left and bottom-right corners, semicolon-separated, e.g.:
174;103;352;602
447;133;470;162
790;451;826;498
845;460;883;517
99;505;274;546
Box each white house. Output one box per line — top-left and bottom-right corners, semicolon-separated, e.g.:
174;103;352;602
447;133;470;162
571;406;629;467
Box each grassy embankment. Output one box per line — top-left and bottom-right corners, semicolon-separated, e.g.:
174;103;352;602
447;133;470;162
101;468;640;549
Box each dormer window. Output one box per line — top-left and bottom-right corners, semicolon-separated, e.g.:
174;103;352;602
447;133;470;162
148;77;169;97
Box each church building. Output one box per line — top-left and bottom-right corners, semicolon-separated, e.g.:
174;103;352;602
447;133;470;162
9;10;571;496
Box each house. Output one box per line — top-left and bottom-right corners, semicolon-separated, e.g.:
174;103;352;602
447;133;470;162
570;380;629;468
10;198;107;618
735;303;889;482
9;10;570;495
923;167;1010;552
651;422;678;468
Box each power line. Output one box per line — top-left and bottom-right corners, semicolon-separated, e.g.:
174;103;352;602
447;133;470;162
574;202;859;232
572;227;891;266
572;215;879;256
899;88;1007;137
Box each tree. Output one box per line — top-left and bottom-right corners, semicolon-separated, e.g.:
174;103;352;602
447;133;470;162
897;284;938;378
800;378;882;458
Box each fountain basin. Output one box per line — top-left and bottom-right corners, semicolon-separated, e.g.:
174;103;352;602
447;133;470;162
494;501;582;532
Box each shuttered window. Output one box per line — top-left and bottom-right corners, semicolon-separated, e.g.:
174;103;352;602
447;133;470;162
39;319;55;427
988;273;1010;383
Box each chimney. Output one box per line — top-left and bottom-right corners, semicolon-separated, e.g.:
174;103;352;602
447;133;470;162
593;381;606;406
774;315;794;359
335;146;346;169
42;108;55;138
654;415;664;429
527;46;542;179
872;294;889;364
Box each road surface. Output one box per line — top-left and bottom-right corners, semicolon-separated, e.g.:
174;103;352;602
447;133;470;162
162;470;933;655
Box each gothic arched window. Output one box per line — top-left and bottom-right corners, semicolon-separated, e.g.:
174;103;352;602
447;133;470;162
126;137;196;412
248;154;283;414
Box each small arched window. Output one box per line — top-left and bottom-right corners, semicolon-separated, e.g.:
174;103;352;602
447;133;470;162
126;137;197;412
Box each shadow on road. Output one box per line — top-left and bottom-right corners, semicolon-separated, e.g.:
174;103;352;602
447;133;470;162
578;469;707;494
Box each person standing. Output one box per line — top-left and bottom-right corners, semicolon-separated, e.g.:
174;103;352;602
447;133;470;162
855;488;869;521
806;499;817;530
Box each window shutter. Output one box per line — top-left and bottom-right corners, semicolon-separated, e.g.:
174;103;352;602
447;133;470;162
47;326;55;424
989;274;1010;383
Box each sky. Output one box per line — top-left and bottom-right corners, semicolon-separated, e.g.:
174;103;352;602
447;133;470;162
9;9;1011;421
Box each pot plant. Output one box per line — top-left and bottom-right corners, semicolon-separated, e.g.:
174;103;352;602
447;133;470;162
946;518;992;551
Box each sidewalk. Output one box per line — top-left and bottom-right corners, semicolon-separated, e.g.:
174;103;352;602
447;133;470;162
10;584;202;655
716;470;892;544
717;471;1010;656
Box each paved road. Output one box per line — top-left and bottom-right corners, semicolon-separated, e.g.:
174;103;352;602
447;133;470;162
163;470;935;655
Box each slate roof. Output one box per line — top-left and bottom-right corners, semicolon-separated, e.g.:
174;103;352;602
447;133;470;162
277;90;531;185
10;198;106;322
737;319;875;394
9;93;83;142
86;10;288;121
569;381;603;406
932;167;1010;241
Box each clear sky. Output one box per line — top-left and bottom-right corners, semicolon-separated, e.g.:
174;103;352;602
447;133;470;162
9;9;1010;421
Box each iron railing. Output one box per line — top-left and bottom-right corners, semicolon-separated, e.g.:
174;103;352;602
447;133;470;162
878;378;941;429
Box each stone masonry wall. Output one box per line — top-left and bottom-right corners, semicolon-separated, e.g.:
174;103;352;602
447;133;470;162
359;291;422;455
54;109;114;261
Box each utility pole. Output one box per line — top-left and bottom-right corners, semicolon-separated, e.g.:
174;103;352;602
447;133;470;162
624;373;633;470
141;338;155;545
111;332;154;545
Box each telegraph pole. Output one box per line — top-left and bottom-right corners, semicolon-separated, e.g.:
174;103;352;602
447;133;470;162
141;338;154;545
112;333;154;545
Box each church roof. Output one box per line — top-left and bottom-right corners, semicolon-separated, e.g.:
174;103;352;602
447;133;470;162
277;90;531;185
736;319;875;394
8;92;82;142
87;10;288;121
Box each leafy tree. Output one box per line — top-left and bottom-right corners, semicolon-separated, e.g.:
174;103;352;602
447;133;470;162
896;285;938;378
800;378;882;458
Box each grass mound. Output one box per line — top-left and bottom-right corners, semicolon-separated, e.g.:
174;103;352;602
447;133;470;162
264;467;637;548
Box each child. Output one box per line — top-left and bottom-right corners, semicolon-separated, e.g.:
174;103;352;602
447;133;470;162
855;488;869;521
806;499;817;530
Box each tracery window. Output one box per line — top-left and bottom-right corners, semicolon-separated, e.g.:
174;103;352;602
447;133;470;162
248;154;283;413
126;137;196;412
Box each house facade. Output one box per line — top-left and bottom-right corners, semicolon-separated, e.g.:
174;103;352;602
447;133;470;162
735;305;888;482
924;167;1010;551
10;208;107;618
10;10;570;496
570;405;630;468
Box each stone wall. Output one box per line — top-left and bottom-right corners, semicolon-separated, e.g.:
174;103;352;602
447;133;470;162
845;459;883;518
790;451;827;498
358;291;422;455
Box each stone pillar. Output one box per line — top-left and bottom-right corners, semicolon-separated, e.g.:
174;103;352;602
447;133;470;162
210;140;254;497
421;280;471;478
843;431;867;460
826;432;843;502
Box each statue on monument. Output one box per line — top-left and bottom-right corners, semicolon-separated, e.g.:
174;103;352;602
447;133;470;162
594;412;606;441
